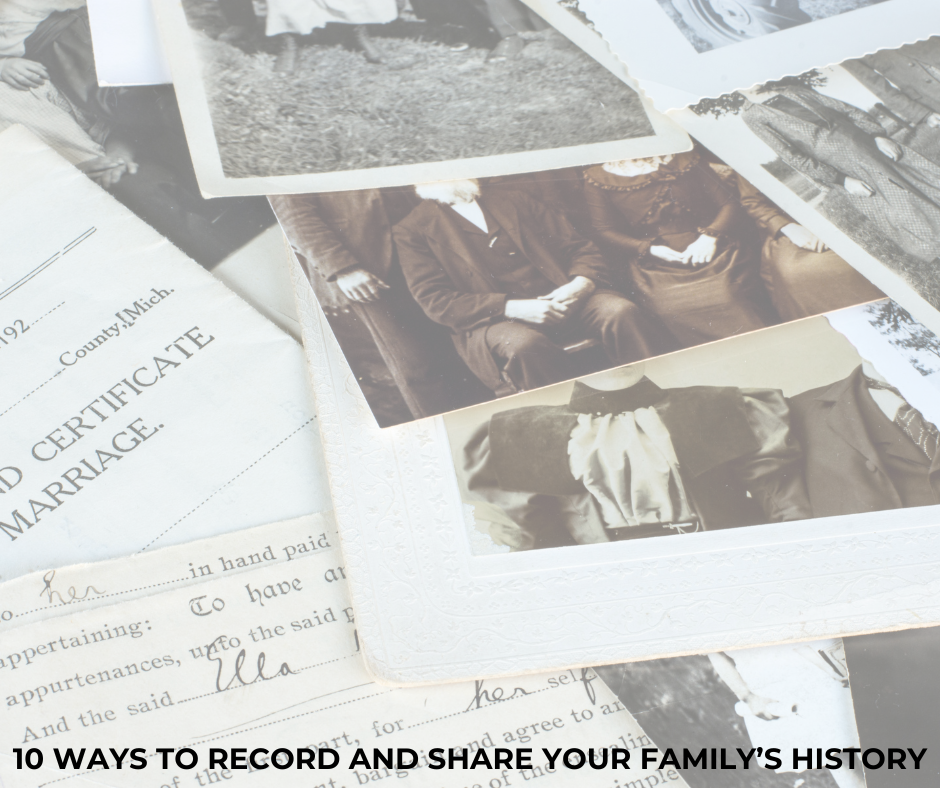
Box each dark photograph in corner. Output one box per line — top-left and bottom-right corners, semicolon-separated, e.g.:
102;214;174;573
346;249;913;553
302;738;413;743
598;637;867;788
843;626;940;788
272;145;884;426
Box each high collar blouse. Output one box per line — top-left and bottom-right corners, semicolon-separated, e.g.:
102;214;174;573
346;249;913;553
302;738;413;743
583;150;741;259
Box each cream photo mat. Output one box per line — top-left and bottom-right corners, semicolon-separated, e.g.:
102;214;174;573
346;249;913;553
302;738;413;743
572;0;940;111
150;0;690;197
291;235;940;685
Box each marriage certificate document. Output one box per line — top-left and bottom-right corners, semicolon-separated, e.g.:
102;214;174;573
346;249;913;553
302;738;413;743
0;126;329;583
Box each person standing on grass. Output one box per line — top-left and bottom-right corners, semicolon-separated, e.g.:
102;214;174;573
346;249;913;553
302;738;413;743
469;0;548;62
743;85;940;264
217;0;402;73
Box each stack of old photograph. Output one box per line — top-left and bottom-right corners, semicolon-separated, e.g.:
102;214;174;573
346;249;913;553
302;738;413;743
1;0;940;786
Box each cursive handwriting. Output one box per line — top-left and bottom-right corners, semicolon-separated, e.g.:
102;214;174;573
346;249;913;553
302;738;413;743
465;679;530;711
39;570;105;606
207;636;295;693
578;667;597;705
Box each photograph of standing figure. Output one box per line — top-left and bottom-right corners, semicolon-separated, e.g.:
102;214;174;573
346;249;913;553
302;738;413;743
215;0;551;72
677;37;940;336
150;0;690;195
273;149;882;426
741;85;940;265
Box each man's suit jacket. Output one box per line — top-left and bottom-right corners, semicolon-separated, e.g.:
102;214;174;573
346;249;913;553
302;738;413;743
789;365;940;517
394;190;611;391
844;42;940;125
743;88;887;189
272;189;419;282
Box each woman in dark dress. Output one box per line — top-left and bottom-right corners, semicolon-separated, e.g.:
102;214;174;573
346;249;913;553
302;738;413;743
583;150;776;347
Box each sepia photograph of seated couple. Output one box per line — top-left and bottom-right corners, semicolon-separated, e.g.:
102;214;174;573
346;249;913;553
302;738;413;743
272;145;884;426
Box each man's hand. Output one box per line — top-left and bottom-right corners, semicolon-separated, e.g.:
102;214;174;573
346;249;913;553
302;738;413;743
744;692;781;722
927;112;940;129
875;136;903;161
538;275;595;307
780;223;828;252
505;298;569;326
682;234;718;265
0;58;49;90
78;156;133;189
844;177;874;197
335;268;390;303
649;245;688;263
79;138;140;189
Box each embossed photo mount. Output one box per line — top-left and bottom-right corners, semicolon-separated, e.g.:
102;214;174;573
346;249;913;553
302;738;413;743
290;252;940;686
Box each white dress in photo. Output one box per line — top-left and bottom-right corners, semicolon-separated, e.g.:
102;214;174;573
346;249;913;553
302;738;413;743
730;638;861;773
265;0;397;37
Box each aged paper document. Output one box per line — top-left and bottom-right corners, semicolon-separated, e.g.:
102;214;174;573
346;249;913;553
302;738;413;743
0;514;335;633
0;517;687;788
0;126;329;582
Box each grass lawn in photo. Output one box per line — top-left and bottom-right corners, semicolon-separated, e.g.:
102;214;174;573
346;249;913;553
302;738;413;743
183;0;652;178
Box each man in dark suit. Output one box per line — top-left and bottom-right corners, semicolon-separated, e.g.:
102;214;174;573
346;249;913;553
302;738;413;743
462;367;812;550
843;39;940;128
788;364;940;517
394;179;667;396
272;189;481;423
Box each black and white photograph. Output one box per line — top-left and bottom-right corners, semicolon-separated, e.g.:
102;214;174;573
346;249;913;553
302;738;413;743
598;638;867;788
273;147;883;426
0;0;280;281
149;0;690;196
677;37;940;335
443;303;940;554
575;0;939;110
653;0;888;52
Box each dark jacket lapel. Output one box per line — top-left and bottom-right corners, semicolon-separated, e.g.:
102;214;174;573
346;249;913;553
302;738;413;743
484;192;570;287
782;89;834;129
820;367;886;472
424;204;500;295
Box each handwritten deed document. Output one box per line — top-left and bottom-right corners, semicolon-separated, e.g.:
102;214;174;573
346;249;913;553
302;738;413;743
0;126;329;583
0;515;685;788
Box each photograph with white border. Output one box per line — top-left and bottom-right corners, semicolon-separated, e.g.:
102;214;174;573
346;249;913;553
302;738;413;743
674;38;940;338
572;0;940;110
292;215;940;684
273;148;883;427
445;300;940;556
150;0;689;196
